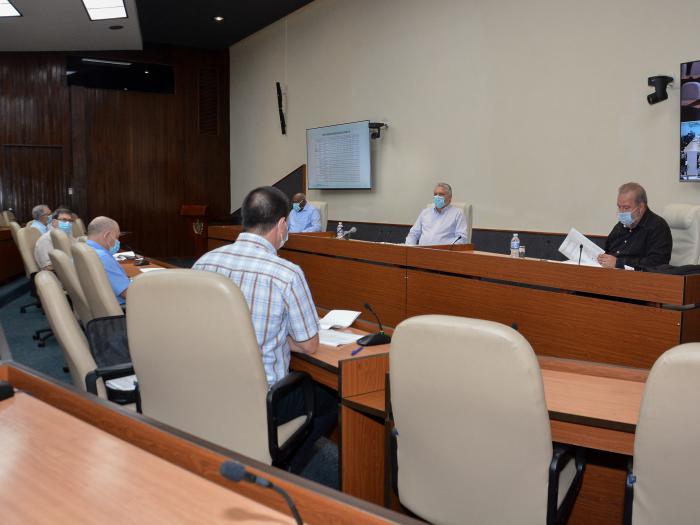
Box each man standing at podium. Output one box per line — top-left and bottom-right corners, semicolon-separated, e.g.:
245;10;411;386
288;193;321;233
405;182;468;246
597;182;672;269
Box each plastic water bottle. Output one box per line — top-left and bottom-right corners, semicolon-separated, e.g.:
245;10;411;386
336;222;344;239
510;233;520;257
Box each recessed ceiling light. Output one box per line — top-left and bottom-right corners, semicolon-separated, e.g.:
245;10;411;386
81;0;127;21
0;0;21;17
213;16;224;22
144;70;150;74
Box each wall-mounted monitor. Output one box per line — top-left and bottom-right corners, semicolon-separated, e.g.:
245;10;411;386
680;60;700;181
306;120;371;189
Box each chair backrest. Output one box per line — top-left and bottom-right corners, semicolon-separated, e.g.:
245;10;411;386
307;200;328;232
1;210;17;226
49;249;93;325
71;242;124;318
34;271;106;397
390;315;552;524
50;228;73;255
425;201;473;243
126;269;272;463
16;226;41;277
632;343;700;525
72;217;86;238
8;221;20;245
660;204;700;266
681;81;700;100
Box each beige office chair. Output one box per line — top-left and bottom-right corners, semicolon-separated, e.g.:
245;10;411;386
307;200;328;231
624;343;700;525
8;221;21;247
72;242;124;319
50;228;73;256
389;315;584;525
15;226;46;319
681;82;700;100
49;249;93;326
1;210;17;227
35;270;134;405
72;217;86;238
126;269;313;466
660;204;700;265
425;201;473;243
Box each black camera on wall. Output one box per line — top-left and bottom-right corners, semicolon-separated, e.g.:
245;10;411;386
647;75;673;104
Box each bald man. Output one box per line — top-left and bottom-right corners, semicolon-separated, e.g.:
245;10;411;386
86;216;129;304
287;193;321;233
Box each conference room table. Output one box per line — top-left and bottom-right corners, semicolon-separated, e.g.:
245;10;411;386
0;355;421;525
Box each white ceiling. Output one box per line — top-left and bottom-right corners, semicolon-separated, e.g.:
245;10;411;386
0;0;142;51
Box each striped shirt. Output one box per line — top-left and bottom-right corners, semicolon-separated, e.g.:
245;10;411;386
192;232;319;386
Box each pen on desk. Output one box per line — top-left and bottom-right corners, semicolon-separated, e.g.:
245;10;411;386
350;346;364;356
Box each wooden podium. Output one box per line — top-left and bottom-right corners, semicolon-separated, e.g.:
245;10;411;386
180;204;208;258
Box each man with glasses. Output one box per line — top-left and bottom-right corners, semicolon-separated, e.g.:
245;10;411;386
597;182;672;269
86;216;129;304
29;204;52;234
34;208;76;270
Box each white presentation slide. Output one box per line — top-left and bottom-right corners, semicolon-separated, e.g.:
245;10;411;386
307;121;371;189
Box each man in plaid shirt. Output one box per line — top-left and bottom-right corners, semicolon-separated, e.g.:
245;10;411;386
193;186;337;472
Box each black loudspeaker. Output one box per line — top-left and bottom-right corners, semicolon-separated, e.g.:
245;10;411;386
276;82;287;135
647;75;673;104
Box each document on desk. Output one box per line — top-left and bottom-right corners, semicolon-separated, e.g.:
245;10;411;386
105;374;137;391
558;228;603;267
319;329;362;347
319;310;361;330
139;267;166;273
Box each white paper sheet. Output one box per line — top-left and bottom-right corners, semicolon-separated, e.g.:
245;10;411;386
139;267;166;273
558;228;604;267
105;374;137;391
319;310;361;330
318;329;362;347
114;251;136;259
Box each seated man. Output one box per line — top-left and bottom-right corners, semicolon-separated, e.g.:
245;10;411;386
29;204;52;234
288;193;322;233
193;186;336;473
34;208;76;270
85;216;129;305
597;182;672;269
405;182;468;246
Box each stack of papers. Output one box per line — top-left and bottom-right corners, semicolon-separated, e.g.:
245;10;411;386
319;329;362;347
139;267;165;273
114;251;136;260
558;228;603;267
105;374;137;391
319;310;361;330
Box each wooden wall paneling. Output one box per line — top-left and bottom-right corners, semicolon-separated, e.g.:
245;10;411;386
567;451;628;525
283;251;407;327
340;355;389;398
681;307;700;343
407;270;681;368
341;405;386;505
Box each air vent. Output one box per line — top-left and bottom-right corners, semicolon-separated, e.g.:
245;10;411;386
198;67;219;135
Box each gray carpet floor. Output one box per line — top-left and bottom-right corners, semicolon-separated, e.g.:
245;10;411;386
0;275;338;489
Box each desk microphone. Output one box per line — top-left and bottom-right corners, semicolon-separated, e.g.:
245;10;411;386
220;460;302;525
578;244;583;266
450;235;463;249
356;302;391;346
338;226;357;239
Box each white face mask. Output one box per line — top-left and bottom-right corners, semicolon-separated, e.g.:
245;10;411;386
278;220;288;249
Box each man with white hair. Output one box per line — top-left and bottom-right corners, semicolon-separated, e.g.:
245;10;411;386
86;216;129;304
405;182;468;246
29;204;52;234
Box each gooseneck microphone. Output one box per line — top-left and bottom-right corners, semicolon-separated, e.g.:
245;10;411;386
578;244;583;266
450;235;463;249
220;460;302;525
356;302;392;346
338;226;357;239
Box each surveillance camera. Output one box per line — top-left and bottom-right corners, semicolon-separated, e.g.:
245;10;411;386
647;75;673;105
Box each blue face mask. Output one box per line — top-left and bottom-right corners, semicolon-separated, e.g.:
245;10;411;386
617;210;634;227
109;238;120;255
292;202;302;213
57;220;72;235
433;195;446;209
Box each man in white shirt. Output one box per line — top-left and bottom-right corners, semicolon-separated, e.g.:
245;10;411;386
34;208;76;270
29;204;52;235
405;183;468;246
288;193;322;233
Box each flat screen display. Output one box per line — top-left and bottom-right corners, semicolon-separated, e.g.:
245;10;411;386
680;60;700;181
306;121;371;189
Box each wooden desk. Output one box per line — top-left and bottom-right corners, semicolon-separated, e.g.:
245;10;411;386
0;227;23;283
120;257;176;278
0;361;419;525
209;225;700;369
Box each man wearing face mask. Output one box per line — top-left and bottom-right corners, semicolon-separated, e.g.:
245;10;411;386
193;186;335;473
405;182;468;246
34;208;76;270
288;193;321;233
597;182;672;269
86;216;130;304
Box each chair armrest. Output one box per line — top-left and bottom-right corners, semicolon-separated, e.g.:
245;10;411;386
546;443;586;525
85;362;134;396
623;458;634;525
266;371;314;466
